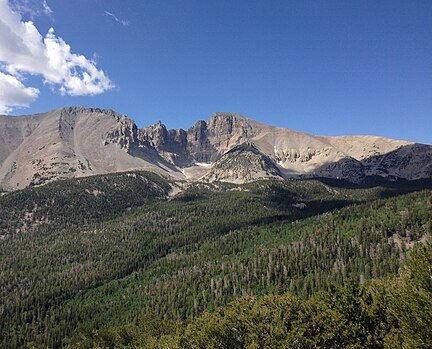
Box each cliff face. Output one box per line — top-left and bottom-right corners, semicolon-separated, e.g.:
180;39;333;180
186;112;262;162
141;121;189;166
0;107;430;190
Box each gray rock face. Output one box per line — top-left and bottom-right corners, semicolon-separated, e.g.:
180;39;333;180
186;112;262;163
0;107;430;190
186;119;212;162
141;121;189;166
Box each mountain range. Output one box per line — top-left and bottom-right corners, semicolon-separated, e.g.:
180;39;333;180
1;106;431;190
1;106;432;348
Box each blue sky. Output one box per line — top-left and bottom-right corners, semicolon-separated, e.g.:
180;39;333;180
1;0;431;144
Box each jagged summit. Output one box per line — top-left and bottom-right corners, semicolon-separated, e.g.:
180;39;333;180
0;106;431;190
202;142;283;183
58;106;119;115
208;111;251;123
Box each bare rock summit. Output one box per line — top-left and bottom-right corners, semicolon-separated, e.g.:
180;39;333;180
0;107;430;190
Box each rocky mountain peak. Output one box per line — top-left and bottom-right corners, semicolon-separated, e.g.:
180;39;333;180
202;141;283;183
142;121;168;140
225;141;260;154
57;106;128;120
208;111;250;129
208;111;245;123
141;121;189;166
0;106;431;190
206;112;260;141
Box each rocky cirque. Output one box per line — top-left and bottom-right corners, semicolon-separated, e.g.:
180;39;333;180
0;107;430;190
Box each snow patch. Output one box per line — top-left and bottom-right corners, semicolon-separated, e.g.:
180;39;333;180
194;162;212;168
277;160;286;168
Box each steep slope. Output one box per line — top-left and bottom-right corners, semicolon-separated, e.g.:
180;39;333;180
141;121;189;166
360;143;432;180
186;112;264;162
0;107;183;190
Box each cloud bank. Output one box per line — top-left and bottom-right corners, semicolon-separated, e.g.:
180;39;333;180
0;0;113;114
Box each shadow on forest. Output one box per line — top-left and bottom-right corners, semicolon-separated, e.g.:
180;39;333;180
314;177;432;199
248;199;351;227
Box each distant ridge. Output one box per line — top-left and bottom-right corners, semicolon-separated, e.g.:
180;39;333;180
0;107;431;190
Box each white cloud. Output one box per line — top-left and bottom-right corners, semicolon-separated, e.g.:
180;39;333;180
9;0;52;19
104;11;129;27
0;0;113;113
0;71;39;114
41;0;52;16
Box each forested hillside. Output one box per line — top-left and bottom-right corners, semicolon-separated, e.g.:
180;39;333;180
69;243;432;349
0;173;431;348
0;171;172;235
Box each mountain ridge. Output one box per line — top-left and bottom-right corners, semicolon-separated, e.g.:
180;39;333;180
0;106;430;190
